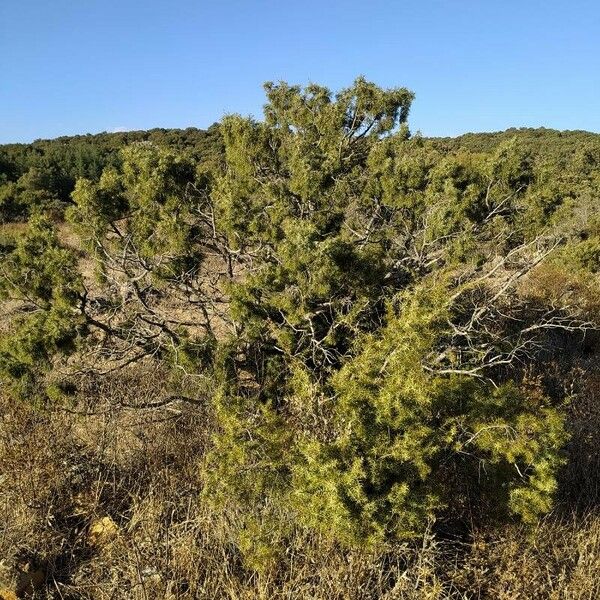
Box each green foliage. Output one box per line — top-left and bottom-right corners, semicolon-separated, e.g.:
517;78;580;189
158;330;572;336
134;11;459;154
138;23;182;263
0;79;598;566
0;215;82;397
70;143;199;261
204;79;589;560
292;287;568;544
0;125;223;221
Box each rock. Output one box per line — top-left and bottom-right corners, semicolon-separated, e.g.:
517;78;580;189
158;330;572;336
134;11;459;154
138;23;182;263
88;516;119;546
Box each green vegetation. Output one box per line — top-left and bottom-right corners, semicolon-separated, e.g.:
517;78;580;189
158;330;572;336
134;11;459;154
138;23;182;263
0;79;599;597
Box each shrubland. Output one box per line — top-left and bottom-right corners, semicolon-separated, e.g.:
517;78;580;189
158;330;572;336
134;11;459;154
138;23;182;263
0;79;599;598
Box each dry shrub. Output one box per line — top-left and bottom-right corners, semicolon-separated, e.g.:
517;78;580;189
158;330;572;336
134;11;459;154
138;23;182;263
456;516;600;599
1;366;599;599
559;371;600;508
518;262;600;319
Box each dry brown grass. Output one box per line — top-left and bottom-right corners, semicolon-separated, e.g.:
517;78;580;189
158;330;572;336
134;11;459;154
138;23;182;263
1;369;599;599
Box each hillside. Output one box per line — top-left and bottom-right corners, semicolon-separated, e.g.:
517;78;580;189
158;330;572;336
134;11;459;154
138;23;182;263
2;124;598;222
433;127;600;156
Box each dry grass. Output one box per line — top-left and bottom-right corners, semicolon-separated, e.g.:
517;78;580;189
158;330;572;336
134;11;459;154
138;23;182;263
0;370;599;599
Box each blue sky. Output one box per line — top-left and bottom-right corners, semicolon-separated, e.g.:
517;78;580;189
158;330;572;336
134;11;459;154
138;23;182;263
1;0;599;143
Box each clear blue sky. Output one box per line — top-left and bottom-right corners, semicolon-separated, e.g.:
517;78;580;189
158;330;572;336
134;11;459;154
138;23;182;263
1;0;599;143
